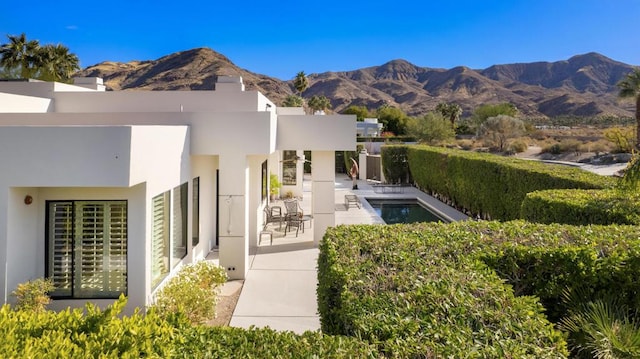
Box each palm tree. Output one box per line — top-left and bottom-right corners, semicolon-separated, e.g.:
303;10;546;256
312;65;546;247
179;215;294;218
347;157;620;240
38;44;80;82
282;95;304;107
293;71;308;96
308;95;332;114
0;33;40;79
618;69;640;150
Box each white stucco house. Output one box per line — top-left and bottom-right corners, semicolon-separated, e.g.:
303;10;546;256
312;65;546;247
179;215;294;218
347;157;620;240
0;76;355;313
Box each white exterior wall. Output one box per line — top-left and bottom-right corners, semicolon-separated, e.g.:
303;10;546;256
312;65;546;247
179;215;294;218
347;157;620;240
53;91;268;113
0;93;52;112
0;77;357;311
190;155;219;255
0;125;189;313
277;114;356;151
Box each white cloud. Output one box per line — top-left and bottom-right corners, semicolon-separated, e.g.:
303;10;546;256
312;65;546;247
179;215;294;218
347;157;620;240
65;25;78;30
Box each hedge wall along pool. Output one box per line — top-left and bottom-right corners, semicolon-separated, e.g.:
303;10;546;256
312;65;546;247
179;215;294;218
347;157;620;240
318;221;640;357
382;145;616;221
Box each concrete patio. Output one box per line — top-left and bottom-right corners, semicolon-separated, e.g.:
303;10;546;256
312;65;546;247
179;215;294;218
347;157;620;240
228;173;467;333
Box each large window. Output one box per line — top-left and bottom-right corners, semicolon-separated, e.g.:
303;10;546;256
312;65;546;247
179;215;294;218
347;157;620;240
46;200;127;299
151;183;188;288
282;150;297;185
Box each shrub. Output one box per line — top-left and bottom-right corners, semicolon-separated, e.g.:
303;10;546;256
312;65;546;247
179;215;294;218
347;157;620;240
559;294;640;359
11;278;54;313
0;295;376;357
399;145;615;220
521;189;640;225
152;261;227;324
319;222;640;357
508;138;528;153
319;222;571;357
604;126;635;153
380;145;410;184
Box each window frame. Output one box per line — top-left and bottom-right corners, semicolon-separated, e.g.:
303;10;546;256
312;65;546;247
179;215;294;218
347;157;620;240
45;200;128;300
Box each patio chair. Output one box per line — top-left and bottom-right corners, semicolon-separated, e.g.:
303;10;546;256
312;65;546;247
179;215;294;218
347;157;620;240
263;205;283;230
284;199;307;236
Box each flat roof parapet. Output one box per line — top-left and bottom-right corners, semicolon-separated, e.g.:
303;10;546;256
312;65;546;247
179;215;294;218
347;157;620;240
215;76;245;91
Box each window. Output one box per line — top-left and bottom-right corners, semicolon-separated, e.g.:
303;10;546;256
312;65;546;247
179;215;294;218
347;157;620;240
192;177;200;247
172;183;187;265
282;150;297;185
46;201;127;299
151;183;188;288
151;192;170;287
261;161;267;202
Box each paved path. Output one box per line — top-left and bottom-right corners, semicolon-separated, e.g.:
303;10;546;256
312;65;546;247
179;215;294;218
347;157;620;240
228;174;467;333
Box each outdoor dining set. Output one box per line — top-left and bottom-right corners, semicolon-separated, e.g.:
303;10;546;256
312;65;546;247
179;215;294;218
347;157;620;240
261;199;312;244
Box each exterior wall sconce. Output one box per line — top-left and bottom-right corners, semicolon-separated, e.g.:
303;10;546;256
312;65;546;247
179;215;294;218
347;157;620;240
24;195;33;205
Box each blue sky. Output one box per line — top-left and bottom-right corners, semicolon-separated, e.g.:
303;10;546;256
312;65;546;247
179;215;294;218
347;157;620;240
1;0;638;80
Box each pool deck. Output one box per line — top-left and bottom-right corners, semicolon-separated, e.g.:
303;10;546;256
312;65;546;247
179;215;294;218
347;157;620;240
227;174;467;333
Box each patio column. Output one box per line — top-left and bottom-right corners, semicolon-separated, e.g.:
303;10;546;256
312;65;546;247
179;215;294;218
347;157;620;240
311;151;335;245
218;154;249;280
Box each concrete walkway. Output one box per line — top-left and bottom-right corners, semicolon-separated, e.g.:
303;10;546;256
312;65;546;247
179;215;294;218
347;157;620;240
229;174;467;333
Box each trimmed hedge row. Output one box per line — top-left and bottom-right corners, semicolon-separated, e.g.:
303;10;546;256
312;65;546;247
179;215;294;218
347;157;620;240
381;145;616;220
318;221;640;357
1;296;376;358
521;189;640;225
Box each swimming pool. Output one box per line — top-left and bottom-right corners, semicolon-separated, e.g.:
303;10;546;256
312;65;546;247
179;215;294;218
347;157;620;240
366;198;447;224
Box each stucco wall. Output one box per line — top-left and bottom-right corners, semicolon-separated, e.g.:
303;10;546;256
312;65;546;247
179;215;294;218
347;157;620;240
0;93;52;112
53;91;265;113
5;185;146;315
277;114;356;151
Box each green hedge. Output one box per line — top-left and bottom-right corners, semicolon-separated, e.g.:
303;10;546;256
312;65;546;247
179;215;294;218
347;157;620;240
0;295;376;358
521;189;640;225
318;222;640;357
381;145;616;220
381;145;410;184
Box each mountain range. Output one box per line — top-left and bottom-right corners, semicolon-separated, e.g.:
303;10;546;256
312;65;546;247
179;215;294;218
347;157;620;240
75;48;637;118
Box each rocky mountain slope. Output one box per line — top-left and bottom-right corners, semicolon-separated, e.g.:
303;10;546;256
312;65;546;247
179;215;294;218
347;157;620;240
75;48;636;118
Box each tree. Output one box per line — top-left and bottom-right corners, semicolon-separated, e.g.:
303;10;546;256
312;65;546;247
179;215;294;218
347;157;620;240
38;44;80;82
307;95;332;114
282;95;304;107
376;105;410;135
0;33;40;79
293;71;308;96
478;115;525;151
406;112;455;144
618;68;640;149
341;105;370;121
435;102;462;127
0;34;80;82
472;103;518;129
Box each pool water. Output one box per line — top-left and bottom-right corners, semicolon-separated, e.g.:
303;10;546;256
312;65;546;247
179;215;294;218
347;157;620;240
367;199;445;224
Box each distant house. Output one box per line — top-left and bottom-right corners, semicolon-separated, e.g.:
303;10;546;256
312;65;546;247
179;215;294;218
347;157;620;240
0;76;355;313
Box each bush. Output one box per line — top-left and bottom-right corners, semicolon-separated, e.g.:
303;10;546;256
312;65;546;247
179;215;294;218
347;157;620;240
508;138;528;153
399;145;615;220
559;292;640;358
0;295;376;357
380;145;410;184
319;222;571;357
319;222;640;357
521;189;640;225
152;261;227;324
11;278;54;313
604;126;635;153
